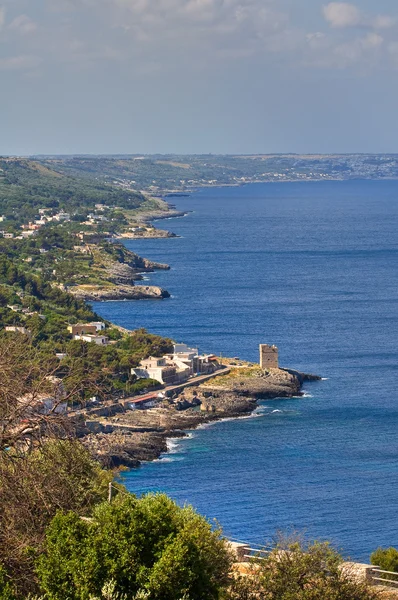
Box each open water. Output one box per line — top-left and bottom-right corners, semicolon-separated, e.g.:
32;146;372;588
92;181;398;561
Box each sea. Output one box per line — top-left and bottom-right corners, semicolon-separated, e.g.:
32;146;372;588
92;180;398;562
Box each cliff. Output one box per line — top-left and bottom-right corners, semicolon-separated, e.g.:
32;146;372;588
69;284;170;301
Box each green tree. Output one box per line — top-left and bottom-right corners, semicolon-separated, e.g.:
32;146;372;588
36;494;232;600
371;547;398;573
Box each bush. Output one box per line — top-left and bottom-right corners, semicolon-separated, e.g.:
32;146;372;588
228;537;380;600
36;494;232;600
371;547;398;573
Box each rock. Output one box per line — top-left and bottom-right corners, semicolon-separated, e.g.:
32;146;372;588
203;368;303;399
69;285;170;301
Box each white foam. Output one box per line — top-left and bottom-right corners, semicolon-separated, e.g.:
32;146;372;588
155;456;184;463
166;439;181;453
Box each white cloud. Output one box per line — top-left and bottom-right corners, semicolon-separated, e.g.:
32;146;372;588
363;32;383;48
0;55;41;70
323;2;361;28
323;2;396;31
8;14;37;34
373;15;396;30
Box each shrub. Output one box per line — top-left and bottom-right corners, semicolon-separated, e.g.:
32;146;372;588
371;547;398;573
228;537;380;600
36;494;232;600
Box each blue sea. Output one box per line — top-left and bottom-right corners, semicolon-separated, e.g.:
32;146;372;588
93;181;398;561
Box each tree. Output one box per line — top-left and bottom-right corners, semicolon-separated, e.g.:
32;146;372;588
0;440;113;597
371;547;398;573
0;333;103;453
228;537;380;600
36;494;232;600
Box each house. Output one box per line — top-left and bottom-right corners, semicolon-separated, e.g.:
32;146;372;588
169;343;220;375
5;326;30;335
89;321;106;331
68;324;98;336
132;356;191;386
194;354;220;374
54;212;71;222
73;334;109;346
169;343;198;375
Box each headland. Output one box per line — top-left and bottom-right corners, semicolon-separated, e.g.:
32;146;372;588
78;352;321;469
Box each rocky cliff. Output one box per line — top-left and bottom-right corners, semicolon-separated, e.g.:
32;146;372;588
69;284;170;301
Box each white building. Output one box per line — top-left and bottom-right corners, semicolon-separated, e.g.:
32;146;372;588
132;356;190;385
5;326;30;335
73;334;109;346
89;321;106;331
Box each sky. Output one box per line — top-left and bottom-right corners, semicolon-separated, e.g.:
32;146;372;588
1;0;398;155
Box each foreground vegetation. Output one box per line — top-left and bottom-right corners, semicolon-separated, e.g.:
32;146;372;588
0;431;386;600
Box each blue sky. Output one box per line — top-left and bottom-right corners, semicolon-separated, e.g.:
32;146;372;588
1;0;398;154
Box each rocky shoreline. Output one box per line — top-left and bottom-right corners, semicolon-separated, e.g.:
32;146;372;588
70;284;170;301
80;367;321;469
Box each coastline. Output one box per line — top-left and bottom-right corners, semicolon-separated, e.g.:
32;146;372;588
81;366;321;469
81;189;322;470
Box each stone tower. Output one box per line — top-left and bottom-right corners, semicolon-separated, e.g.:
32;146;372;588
259;344;279;369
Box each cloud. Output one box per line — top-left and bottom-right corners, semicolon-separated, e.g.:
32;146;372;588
8;14;37;34
373;15;396;30
363;32;383;48
323;2;396;30
323;3;361;28
0;55;41;70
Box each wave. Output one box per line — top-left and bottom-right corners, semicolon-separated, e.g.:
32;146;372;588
166;439;181;453
154;456;184;463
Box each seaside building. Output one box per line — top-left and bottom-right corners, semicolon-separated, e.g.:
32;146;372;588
259;344;279;369
132;344;221;387
68;324;98;336
132;356;190;386
89;322;106;331
73;334;109;346
68;322;107;336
